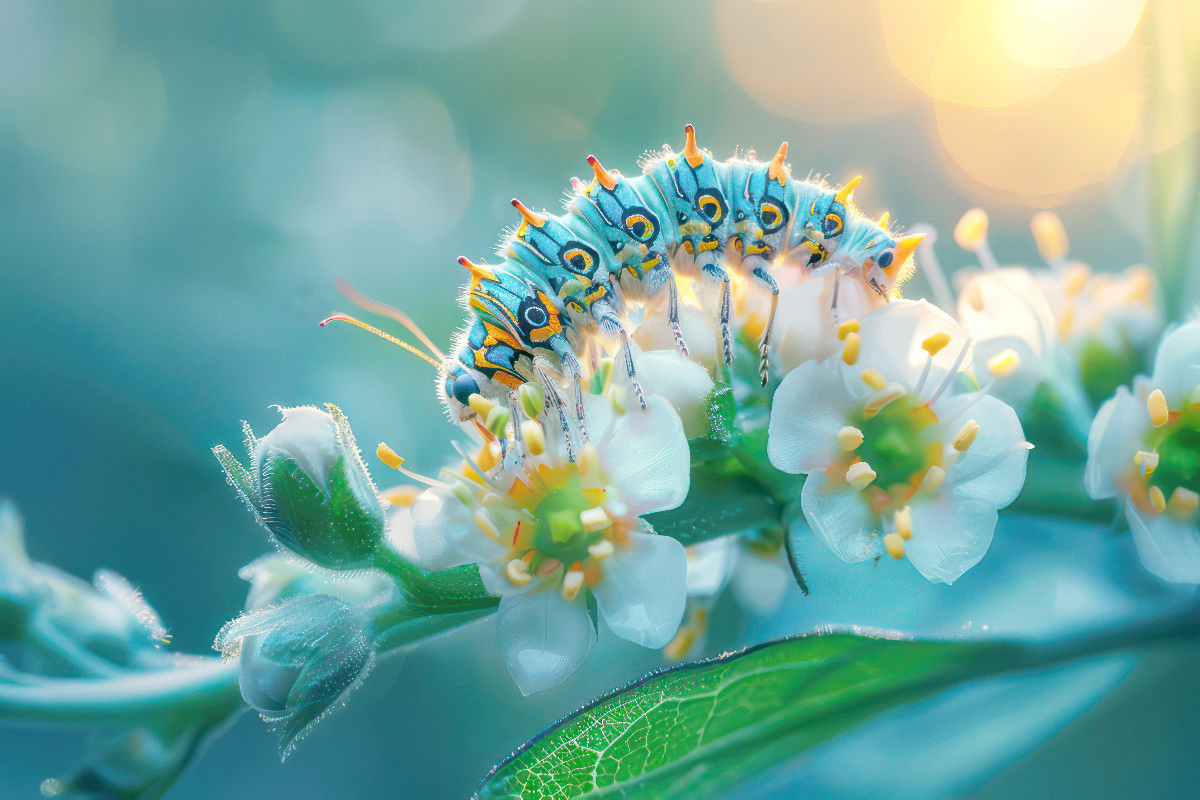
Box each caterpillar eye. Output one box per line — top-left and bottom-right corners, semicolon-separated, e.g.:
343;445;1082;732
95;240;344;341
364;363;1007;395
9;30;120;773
877;249;895;268
623;210;656;242
523;305;548;328
759;200;787;233
561;244;596;274
822;213;843;236
696;192;726;224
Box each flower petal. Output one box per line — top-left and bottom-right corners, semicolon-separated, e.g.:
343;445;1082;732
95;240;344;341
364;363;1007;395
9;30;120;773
254;406;339;491
856;299;970;395
684;535;738;598
627;348;715;440
408;488;505;569
773;275;850;373
730;549;791;616
1084;386;1146;500
905;494;998;584
956;268;1056;361
634;296;720;372
938;392;1028;508
767;360;850;474
594;530;687;648
496;588;595;695
598;395;690;516
799;469;880;563
1150;319;1200;408
1126;498;1200;584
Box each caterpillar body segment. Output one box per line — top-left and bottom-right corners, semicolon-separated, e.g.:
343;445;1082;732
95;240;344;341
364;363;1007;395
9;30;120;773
441;127;923;442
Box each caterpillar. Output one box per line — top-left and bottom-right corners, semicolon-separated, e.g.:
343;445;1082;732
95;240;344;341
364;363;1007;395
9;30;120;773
439;126;921;439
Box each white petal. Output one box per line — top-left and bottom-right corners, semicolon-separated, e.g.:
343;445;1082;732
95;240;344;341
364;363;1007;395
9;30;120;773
799;469;880;563
408;489;503;569
598;395;690;516
730;549;791;615
634;296;720;372
856;299;970;395
1126;498;1200;584
905;494;998;584
496;588;595;695
773;276;842;373
1084;386;1146;500
254;406;338;489
938;393;1028;508
1150;319;1200;408
628;349;715;440
956;268;1056;361
767;360;850;474
684;535;738;598
595;530;687;648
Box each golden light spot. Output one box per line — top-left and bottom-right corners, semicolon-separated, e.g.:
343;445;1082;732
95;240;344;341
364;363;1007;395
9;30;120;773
993;0;1144;69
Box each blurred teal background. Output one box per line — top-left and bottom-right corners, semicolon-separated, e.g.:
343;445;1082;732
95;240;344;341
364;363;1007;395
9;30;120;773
1;0;1196;797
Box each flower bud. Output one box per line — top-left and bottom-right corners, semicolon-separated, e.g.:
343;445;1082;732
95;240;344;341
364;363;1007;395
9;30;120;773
214;405;386;570
214;593;374;758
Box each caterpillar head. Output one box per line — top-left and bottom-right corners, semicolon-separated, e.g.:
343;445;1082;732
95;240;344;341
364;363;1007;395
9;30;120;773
826;215;922;299
442;361;485;421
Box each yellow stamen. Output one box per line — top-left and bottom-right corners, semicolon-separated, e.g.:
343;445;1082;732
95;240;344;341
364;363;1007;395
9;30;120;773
953;208;989;252
921;332;951;357
1063;263;1091;296
1134;450;1159;477
1057;303;1075;340
883;532;906;560
837;426;864;451
864;383;905;418
477;441;502;472
587;538;615;560
845;461;876;490
860;369;887;391
837;319;860;340
965;281;984;312
580;506;611;533
1149;485;1167;513
1030;211;1069;263
1168;487;1200;517
505;558;532;587
920;465;946;493
468;393;496;418
380;485;419;506
521;420;545;455
561;569;585;601
986;349;1021;378
952;419;980;452
376;443;405;470
894;506;912;540
1147;389;1169;427
842;332;860;365
578;442;601;476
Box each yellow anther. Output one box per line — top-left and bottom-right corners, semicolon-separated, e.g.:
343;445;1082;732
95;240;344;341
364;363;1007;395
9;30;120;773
1057;303;1076;340
587;538;615;560
1063;263;1091;296
1031;211;1069;263
845;461;877;490
381;485;419;506
952;419;980;452
954;208;989;252
883;532;906;560
1147;389;1169;427
837;425;864;451
1134;450;1159;477
474;510;501;540
1149;485;1167;513
477;441;502;472
920;465;946;493
609;384;629;415
376;442;405;470
986;349;1021;378
468;393;495;418
894;506;913;540
837;319;860;340
505;558;532;587
521;420;545;455
921;332;951;357
860;369;887;391
842;331;861;365
561;569;585;601
1168;487;1200;517
578;442;601;476
864;383;906;418
580;506;611;533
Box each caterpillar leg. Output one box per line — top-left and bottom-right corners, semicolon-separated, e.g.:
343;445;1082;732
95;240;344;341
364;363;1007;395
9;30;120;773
533;356;577;462
555;344;589;442
700;262;734;367
749;265;779;386
619;328;647;409
666;273;689;356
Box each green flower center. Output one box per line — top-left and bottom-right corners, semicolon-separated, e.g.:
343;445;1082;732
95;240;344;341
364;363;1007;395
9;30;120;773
851;394;935;489
1146;404;1200;497
531;474;602;565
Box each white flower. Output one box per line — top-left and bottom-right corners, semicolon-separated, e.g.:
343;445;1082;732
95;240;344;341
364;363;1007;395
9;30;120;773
1034;263;1160;357
408;394;690;694
767;300;1030;584
1085;319;1200;582
773;272;886;374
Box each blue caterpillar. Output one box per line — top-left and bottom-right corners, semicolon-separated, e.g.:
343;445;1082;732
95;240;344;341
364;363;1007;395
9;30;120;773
442;126;922;434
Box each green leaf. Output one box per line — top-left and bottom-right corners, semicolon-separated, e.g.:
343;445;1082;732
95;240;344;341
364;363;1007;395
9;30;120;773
212;445;259;507
476;612;1200;799
643;459;783;548
703;382;737;443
